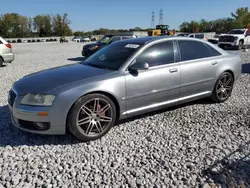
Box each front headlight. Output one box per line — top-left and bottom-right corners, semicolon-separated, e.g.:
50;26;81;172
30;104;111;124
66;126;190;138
234;36;238;40
20;93;55;106
89;45;99;50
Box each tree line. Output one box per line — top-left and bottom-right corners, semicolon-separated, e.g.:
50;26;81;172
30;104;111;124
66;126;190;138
0;13;72;38
179;7;250;33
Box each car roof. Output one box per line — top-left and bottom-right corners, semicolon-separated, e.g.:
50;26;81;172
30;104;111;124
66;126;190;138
105;33;136;36
113;36;224;47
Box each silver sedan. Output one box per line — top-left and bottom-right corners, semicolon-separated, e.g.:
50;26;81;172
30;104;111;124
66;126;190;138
8;36;242;141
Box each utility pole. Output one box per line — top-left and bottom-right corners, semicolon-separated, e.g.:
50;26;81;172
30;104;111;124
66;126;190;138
159;8;163;25
151;11;155;29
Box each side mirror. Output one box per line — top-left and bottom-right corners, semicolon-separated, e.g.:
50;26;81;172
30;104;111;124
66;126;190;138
129;62;149;71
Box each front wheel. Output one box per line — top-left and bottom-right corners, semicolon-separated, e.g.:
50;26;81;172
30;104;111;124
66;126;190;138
238;41;243;50
0;58;3;67
67;93;117;141
211;72;234;103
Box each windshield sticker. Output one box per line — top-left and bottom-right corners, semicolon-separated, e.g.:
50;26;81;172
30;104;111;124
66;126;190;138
125;44;140;48
99;54;106;61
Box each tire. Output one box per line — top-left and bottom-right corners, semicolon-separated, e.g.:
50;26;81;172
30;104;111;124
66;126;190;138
67;93;117;141
0;58;3;67
211;72;234;103
238;40;243;50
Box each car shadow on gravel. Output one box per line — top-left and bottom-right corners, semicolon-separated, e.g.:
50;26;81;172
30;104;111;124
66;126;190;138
67;57;86;62
0;105;81;147
201;140;250;187
242;63;250;74
0;97;214;147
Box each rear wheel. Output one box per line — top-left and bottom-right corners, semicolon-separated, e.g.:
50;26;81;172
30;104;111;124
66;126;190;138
211;72;234;103
67;93;117;141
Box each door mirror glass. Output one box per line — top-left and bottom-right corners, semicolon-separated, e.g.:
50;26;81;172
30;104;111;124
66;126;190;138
129;62;149;71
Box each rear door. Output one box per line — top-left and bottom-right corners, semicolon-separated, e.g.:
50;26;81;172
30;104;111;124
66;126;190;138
176;39;221;99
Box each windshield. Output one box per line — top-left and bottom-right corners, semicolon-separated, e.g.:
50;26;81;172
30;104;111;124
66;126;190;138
81;41;142;70
98;35;112;44
228;29;245;34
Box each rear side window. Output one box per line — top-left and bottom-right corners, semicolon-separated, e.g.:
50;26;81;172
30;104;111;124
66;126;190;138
177;40;210;61
204;43;222;56
122;36;132;40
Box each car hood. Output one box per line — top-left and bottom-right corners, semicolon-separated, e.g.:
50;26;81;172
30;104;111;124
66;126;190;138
223;34;243;37
13;63;114;95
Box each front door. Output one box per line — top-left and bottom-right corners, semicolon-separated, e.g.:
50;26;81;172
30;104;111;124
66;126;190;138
124;40;181;115
176;39;219;99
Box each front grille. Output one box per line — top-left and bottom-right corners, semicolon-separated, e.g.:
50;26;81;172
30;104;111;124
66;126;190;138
208;39;218;44
8;90;17;107
219;36;234;42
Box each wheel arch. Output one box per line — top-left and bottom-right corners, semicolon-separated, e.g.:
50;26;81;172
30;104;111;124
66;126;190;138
0;55;4;62
65;90;121;129
223;69;235;81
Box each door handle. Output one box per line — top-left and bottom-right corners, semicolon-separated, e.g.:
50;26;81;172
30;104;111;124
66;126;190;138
169;68;178;73
211;61;218;65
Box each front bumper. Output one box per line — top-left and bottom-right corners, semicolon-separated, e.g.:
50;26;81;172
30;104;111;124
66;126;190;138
2;53;14;63
218;42;238;48
8;90;66;135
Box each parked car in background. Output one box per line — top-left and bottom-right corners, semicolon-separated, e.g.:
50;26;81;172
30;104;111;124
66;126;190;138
9;36;242;141
82;33;137;57
188;33;207;40
176;33;190;37
218;28;250;50
91;36;98;42
72;36;81;42
208;34;226;44
0;37;14;67
80;36;90;42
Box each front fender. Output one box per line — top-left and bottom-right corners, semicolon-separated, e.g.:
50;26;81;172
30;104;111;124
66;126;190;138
49;76;126;127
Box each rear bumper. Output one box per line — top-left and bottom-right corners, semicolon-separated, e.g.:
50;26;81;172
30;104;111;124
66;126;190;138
2;53;14;63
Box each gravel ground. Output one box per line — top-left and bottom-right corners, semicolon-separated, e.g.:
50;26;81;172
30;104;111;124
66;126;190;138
0;42;250;188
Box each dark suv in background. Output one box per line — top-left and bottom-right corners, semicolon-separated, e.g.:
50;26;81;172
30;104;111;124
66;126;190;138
82;33;137;57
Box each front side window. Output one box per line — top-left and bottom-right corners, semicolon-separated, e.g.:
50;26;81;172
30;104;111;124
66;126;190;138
82;41;142;70
135;41;175;67
177;40;210;61
98;35;113;44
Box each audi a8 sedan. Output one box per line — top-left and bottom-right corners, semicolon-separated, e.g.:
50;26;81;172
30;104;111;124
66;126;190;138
8;36;242;141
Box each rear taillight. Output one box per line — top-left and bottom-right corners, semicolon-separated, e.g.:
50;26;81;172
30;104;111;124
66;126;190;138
5;44;11;48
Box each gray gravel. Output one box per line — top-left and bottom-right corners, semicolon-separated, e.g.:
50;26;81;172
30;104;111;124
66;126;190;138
0;42;250;188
